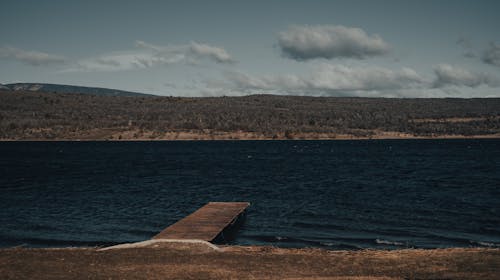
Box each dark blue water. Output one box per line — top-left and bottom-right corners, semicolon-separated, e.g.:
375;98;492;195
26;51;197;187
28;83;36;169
1;140;499;249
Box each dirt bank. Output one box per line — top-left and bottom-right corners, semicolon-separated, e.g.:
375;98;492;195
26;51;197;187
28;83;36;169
2;129;500;141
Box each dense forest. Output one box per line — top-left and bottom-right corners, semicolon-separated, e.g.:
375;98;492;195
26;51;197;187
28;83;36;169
1;90;500;140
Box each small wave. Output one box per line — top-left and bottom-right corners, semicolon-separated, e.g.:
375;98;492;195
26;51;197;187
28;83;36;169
319;242;362;250
245;235;364;250
375;238;405;246
248;235;309;244
470;240;500;247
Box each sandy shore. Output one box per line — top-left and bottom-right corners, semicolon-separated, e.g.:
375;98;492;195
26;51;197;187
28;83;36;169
1;242;498;279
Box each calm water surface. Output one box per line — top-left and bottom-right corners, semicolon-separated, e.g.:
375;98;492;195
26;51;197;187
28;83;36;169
0;140;499;249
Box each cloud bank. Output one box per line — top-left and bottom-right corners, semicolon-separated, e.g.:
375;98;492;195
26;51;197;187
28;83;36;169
0;46;65;66
433;64;498;87
224;63;425;96
278;25;390;61
67;41;234;72
218;62;500;97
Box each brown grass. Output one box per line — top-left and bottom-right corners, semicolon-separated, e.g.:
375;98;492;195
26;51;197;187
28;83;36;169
0;245;498;279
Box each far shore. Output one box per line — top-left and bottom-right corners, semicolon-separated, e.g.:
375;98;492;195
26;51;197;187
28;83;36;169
2;130;500;141
1;244;498;279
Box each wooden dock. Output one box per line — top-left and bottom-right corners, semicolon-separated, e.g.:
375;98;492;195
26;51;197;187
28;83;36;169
153;202;250;242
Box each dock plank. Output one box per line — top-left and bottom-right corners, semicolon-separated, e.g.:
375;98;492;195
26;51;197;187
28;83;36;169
153;202;250;242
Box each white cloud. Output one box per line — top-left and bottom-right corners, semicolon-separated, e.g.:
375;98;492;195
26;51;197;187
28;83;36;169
65;41;234;72
223;63;426;96
66;51;185;72
0;46;65;66
278;25;390;61
433;64;499;87
132;40;234;65
482;42;500;67
189;42;234;63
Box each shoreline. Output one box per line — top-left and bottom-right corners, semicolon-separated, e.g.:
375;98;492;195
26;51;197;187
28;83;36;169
1;245;498;279
1;131;500;142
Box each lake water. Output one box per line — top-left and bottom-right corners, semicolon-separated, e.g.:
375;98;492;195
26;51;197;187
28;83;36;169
1;140;499;249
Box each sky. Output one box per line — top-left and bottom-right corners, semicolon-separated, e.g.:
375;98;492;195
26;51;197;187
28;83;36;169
1;0;500;97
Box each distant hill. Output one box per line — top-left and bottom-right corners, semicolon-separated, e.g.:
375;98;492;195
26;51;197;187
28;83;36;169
1;83;154;97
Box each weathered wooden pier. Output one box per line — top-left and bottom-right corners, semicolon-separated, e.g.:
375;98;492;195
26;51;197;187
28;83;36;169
153;202;250;243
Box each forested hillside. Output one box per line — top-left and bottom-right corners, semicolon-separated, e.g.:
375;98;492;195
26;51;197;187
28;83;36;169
1;90;500;140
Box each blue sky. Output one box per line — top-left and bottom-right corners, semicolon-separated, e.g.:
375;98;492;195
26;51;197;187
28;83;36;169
1;0;500;97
